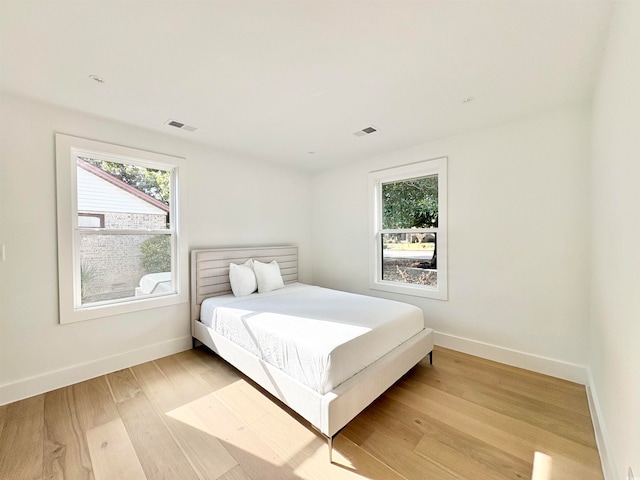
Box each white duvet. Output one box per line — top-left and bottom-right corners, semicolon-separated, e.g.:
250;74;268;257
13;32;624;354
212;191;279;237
200;283;424;394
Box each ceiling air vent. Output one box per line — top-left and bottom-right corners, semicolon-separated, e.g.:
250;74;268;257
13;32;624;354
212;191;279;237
353;125;378;137
165;119;198;132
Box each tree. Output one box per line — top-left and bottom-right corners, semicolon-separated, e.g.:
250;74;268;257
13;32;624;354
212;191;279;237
141;235;171;273
81;158;170;205
382;175;439;269
382;175;438;229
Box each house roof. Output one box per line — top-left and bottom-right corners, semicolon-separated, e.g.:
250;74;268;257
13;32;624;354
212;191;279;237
77;159;170;214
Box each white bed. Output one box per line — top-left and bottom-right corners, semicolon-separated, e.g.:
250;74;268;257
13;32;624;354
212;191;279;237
191;245;433;461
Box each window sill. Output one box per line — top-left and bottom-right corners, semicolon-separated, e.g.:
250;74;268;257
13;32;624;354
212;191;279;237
61;291;188;324
369;280;448;300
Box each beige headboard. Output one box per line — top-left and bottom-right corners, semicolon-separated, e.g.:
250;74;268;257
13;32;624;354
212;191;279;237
190;245;298;327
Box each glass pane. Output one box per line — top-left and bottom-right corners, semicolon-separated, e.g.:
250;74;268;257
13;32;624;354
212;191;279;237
76;157;171;230
381;174;438;229
79;233;173;305
381;232;437;287
78;214;103;228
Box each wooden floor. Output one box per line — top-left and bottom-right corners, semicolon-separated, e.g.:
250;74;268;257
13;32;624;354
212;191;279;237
0;346;603;480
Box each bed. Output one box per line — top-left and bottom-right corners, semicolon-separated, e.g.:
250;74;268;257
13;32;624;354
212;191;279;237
190;245;433;461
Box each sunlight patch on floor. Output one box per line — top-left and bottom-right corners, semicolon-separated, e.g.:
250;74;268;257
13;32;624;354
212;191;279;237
293;445;373;480
531;451;553;480
166;381;287;467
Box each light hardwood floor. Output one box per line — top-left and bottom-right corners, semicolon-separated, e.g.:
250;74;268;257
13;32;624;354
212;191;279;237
0;346;603;480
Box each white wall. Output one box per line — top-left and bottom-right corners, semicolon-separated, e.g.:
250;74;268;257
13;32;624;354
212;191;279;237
0;92;312;404
589;1;640;478
312;104;592;377
0;15;635;473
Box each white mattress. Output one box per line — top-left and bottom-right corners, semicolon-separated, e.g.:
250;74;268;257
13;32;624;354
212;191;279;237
200;283;425;394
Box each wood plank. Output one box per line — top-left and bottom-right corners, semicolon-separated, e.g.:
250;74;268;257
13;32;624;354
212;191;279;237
197;353;242;392
43;386;93;480
441;347;587;398
161;415;238;480
131;358;207;414
172;390;298;480
334;435;409;480
213;379;271;426
358;428;458;480
386;380;603;479
413;427;530;480
217;465;252;480
107;369;199;480
72;376;121;432
0;404;7;440
339;415;376;447
154;355;213;402
420;348;592;421
343;396;424;449
133;357;238;480
173;347;219;377
0;394;45;480
409;362;596;447
249;400;407;480
86;418;147;480
397;374;599;461
346;393;530;479
0;346;604;480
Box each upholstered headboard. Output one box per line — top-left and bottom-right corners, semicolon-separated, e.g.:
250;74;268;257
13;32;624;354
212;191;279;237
190;245;298;327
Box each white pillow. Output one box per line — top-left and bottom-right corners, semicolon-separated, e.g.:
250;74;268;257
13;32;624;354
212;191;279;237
253;260;285;293
229;259;257;297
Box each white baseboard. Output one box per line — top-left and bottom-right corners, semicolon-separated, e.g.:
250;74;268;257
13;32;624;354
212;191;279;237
433;331;588;384
586;368;617;480
0;335;192;406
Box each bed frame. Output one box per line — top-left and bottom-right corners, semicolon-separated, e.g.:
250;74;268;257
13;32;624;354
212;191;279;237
190;245;433;461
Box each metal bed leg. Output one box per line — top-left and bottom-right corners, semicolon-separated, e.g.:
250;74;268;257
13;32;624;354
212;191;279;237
429;350;433;365
328;435;333;463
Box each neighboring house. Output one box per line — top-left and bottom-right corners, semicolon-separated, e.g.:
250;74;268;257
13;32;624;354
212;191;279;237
76;160;169;302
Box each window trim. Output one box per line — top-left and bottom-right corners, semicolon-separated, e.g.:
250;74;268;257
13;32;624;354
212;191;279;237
55;134;189;324
368;157;448;300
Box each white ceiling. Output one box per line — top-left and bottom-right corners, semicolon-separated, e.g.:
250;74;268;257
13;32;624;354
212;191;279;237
0;0;613;171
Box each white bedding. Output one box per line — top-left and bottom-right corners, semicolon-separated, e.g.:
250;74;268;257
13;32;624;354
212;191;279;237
200;283;424;394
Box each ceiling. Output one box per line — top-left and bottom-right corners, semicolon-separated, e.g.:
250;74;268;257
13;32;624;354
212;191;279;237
0;0;613;172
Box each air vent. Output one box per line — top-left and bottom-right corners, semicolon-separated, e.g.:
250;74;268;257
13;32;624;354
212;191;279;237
353;125;378;137
165;119;198;132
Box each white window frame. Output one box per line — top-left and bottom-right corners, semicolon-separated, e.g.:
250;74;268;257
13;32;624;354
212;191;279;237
369;157;448;300
55;134;189;324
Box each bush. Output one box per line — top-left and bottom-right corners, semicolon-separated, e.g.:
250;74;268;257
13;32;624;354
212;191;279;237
141;235;171;273
80;262;98;302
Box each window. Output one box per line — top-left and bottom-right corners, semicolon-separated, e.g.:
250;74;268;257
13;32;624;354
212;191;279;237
55;134;188;323
369;158;448;300
78;213;105;228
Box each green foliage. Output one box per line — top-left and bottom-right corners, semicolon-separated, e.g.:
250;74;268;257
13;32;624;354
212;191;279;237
82;158;170;205
141;236;171;273
80;262;98;302
382;175;438;229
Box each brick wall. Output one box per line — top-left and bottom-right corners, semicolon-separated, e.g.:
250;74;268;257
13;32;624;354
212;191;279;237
79;212;168;303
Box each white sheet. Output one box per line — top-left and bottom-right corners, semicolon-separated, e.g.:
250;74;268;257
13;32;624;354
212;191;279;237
200;283;424;394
